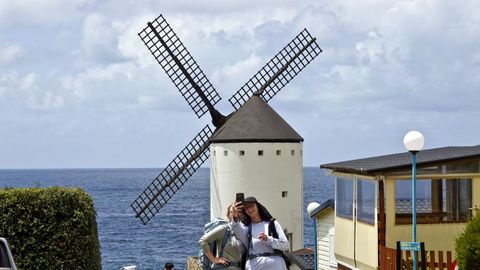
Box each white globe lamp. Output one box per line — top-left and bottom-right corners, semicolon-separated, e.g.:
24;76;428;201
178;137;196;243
403;131;425;152
307;202;320;217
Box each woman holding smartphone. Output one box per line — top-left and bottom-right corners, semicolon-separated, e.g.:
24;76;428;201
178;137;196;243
231;197;290;270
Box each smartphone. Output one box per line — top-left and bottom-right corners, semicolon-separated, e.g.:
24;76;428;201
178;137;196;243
235;193;244;203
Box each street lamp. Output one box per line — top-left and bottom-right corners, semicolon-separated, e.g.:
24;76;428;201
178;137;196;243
403;131;425;270
307;202;320;270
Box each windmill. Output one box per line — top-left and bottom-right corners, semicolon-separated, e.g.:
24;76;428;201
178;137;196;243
131;14;321;249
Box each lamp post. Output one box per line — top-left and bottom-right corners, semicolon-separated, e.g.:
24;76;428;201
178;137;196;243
307;202;320;270
403;131;425;270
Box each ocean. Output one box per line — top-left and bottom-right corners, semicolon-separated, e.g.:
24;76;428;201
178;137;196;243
0;167;334;270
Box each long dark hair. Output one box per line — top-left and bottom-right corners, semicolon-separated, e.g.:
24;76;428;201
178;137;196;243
243;200;273;226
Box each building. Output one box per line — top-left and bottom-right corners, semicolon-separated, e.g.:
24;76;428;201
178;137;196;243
210;95;304;251
320;145;480;270
308;199;337;270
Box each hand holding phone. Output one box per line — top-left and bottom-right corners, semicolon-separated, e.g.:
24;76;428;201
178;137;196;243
235;193;244;204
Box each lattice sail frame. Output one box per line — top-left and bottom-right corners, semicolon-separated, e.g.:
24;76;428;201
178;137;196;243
131;125;213;224
139;15;221;118
228;29;322;110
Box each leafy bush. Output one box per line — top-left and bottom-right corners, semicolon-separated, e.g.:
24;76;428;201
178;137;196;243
455;213;480;270
0;187;101;269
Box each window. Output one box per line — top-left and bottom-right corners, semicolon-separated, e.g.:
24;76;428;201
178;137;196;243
336;177;353;219
395;178;472;224
258;150;263;156
223;150;228;156
239;150;245;156
291;150;295;156
357;179;375;224
276;150;281;156
282;191;288;198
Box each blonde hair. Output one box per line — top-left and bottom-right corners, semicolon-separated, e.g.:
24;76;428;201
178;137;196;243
226;203;235;220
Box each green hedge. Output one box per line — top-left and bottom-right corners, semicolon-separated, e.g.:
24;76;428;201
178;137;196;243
0;187;101;270
455;213;480;270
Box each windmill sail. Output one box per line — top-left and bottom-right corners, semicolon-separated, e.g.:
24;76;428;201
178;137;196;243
132;14;322;225
228;29;322;110
131;125;213;224
139;15;222;119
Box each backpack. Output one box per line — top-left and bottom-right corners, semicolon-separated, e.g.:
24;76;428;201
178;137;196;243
198;218;232;270
268;218;292;269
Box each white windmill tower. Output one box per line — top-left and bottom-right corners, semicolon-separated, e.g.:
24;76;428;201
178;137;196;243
131;15;321;251
210;94;304;250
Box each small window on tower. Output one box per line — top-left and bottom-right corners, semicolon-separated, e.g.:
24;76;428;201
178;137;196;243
239;150;245;156
213;150;216;156
224;150;228;156
282;191;288;198
291;150;295;156
276;150;282;156
258;150;264;156
300;150;303;156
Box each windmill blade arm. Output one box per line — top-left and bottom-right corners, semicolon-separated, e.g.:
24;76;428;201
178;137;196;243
228;29;322;110
139;15;222;119
131;125;213;224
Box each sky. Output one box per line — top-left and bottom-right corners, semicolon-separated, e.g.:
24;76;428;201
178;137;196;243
1;0;479;169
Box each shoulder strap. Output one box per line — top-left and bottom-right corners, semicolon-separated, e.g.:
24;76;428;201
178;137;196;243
218;227;231;258
246;223;252;255
269;218;278;238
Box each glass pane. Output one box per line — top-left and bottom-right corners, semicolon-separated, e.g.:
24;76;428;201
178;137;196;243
336;177;353;219
446;161;480;174
395;178;472;224
357;179;375;224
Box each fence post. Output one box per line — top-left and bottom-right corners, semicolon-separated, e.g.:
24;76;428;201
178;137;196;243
396;241;402;270
438;251;444;269
420;242;426;270
446;251;452;269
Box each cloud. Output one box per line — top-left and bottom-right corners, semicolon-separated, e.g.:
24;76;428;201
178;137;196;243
81;13;124;62
0;44;25;64
0;0;91;26
0;71;64;112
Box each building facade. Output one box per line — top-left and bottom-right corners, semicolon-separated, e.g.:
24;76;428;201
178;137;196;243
321;145;480;270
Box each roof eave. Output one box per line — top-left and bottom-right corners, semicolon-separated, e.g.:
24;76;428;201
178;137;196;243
210;138;304;143
321;153;480;176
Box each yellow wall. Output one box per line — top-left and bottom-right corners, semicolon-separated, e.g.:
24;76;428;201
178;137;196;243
355;222;377;268
385;175;480;255
334;218;378;270
334;217;354;267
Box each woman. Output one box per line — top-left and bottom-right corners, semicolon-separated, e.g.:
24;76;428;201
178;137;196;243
232;197;290;270
199;203;245;269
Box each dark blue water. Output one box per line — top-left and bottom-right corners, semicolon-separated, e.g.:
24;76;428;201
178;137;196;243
0;167;333;270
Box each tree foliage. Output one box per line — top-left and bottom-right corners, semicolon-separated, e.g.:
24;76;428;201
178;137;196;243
0;187;101;270
455;212;480;270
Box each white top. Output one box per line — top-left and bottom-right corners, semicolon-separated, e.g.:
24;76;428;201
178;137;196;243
232;220;289;270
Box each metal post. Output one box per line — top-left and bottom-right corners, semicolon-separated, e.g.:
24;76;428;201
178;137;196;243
411;151;418;270
313;218;318;270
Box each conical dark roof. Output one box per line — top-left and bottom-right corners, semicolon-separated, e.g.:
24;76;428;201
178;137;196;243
210;95;303;143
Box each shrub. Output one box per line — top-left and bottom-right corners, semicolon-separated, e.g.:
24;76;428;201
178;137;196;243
0;187;101;270
455;213;480;270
